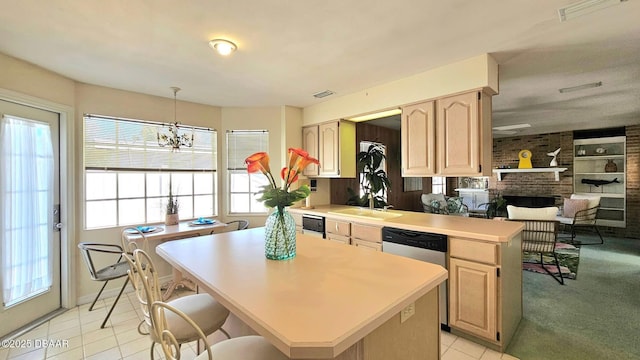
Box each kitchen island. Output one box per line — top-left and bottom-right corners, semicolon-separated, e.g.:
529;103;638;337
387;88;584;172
156;228;447;360
290;205;523;352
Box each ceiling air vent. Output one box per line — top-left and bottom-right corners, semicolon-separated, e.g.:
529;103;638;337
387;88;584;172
558;0;627;22
312;90;334;99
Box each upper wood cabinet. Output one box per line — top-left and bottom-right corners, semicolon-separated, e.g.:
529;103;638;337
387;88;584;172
302;120;356;178
401;100;436;176
401;90;492;177
302;125;319;176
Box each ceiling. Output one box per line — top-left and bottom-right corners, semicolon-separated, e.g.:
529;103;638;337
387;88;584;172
1;1;639;137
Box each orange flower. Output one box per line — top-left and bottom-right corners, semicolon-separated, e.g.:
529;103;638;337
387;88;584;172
287;147;319;174
281;167;299;185
245;148;317;210
287;147;309;169
245;152;270;174
297;155;320;171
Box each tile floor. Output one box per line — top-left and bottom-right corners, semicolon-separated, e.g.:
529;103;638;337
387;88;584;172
1;291;520;360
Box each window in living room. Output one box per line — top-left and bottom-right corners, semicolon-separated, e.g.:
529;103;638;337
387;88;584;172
432;176;446;194
83;115;217;229
226;130;269;214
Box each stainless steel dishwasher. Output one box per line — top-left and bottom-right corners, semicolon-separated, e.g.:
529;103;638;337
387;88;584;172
382;227;449;330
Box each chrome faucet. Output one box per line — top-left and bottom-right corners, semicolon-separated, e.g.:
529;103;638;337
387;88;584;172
382;204;394;212
368;193;374;210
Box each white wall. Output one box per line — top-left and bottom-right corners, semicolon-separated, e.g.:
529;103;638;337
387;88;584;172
0;52;75;106
303;53;498;124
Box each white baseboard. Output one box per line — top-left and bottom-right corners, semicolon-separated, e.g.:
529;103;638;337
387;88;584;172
76;274;173;305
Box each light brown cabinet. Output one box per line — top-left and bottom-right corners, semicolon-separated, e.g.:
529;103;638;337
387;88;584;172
302;120;356;178
351;223;383;251
292;212;303;235
401;100;436;176
448;235;522;352
325;218;351;244
302;125;319;176
401;90;492;177
324;218;382;251
449;257;497;341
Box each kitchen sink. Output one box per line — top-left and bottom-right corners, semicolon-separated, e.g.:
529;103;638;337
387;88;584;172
327;207;403;220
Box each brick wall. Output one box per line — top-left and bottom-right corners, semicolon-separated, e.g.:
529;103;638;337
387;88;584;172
492;126;639;239
625;125;639;238
492;131;574;201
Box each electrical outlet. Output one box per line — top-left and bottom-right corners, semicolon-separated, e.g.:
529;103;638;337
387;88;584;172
400;302;415;323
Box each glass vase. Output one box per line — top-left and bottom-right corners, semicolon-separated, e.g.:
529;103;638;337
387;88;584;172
264;208;296;260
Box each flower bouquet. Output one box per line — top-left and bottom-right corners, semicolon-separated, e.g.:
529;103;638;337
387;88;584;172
245;148;319;260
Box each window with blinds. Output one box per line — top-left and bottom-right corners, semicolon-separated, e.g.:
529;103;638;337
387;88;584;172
83;115;217;229
432;176;446;194
226;130;269;214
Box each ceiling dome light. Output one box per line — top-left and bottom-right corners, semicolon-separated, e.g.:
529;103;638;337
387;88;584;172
208;39;237;56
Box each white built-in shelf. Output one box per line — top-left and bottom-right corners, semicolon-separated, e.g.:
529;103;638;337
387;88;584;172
492;168;568;181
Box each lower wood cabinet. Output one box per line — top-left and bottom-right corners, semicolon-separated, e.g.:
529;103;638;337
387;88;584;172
324;218;382;251
449;257;497;341
292;213;303;235
326;218;351;244
448;235;522;352
352;238;382;251
351;223;382;251
327;234;350;245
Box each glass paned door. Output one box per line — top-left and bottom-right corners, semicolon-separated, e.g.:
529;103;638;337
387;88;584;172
0;100;60;338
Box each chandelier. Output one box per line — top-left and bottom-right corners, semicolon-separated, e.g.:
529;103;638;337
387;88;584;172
157;87;194;151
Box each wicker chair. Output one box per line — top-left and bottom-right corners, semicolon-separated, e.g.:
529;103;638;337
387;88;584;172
514;219;564;285
556;194;604;245
557;205;603;245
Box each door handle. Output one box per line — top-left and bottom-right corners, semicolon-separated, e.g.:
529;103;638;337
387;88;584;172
54;223;63;231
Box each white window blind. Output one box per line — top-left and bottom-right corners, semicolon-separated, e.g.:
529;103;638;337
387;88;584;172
84;115;217;171
226;130;268;169
227;130;269;214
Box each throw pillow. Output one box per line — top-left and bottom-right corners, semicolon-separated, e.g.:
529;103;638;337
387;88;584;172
429;199;449;214
446;197;465;214
570;194;600;209
563;198;589;218
507;205;559;220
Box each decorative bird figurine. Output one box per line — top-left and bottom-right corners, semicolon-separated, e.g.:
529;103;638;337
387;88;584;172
547;148;561;167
